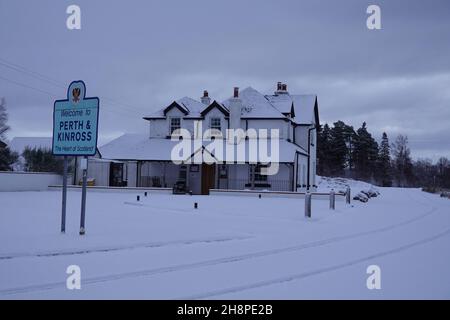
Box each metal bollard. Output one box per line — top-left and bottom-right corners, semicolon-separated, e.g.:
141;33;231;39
144;192;148;197
137;195;140;202
305;192;312;218
346;187;351;204
330;189;335;210
259;194;262;199
194;202;198;209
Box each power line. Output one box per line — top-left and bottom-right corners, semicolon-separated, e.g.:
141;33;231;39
0;59;65;89
0;75;140;119
0;57;145;114
0;75;57;97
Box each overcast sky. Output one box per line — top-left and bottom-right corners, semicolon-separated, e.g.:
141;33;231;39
1;0;449;160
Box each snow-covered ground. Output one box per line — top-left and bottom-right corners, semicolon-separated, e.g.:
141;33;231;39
317;176;376;193
1;180;450;299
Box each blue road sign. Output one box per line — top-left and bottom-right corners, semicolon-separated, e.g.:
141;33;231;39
52;81;99;156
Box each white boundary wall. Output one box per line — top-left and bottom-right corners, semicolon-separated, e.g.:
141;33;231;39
0;171;68;192
48;185;172;194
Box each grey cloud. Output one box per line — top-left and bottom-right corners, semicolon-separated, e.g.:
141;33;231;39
1;0;449;160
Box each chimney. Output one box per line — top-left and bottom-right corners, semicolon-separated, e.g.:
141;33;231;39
228;87;243;144
275;82;288;94
201;90;211;105
233;87;239;98
277;82;282;91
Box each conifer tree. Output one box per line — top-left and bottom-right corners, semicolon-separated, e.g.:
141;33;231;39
317;123;331;176
377;132;392;186
353;122;379;181
328;121;348;176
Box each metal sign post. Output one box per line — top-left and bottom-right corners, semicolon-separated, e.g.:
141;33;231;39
79;157;88;235
52;81;99;236
61;156;68;233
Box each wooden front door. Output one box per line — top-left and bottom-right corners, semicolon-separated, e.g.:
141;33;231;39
201;164;216;195
109;163;124;187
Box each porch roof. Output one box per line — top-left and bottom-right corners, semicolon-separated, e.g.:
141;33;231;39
99;134;308;163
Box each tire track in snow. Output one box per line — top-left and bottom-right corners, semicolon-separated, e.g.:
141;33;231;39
0;236;251;261
126;200;310;223
0;204;439;297
184;227;450;299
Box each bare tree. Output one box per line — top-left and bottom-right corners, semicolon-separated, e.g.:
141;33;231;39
0;98;18;170
392;134;414;187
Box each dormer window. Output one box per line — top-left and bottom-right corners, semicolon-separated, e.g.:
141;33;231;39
170;117;181;135
210;117;221;132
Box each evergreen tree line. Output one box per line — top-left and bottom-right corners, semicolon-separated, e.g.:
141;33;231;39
317;121;450;189
1;145;66;174
22;146;65;174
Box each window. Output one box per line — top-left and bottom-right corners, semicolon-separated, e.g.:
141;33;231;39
254;164;268;182
170;117;181;135
179;165;187;180
210;117;221;132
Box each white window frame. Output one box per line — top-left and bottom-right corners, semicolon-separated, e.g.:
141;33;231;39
209;117;222;136
170;117;181;135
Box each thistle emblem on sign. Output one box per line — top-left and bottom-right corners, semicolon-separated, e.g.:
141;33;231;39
72;88;81;103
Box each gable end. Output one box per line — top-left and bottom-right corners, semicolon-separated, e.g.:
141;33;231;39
163;101;189;116
200;100;230;117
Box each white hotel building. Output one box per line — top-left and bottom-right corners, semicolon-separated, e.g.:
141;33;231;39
87;83;319;195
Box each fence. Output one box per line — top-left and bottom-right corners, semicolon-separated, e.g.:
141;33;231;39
138;175;178;188
138;176;293;191
219;178;293;192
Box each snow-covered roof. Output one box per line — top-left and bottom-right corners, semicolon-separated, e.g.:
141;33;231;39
265;93;293;114
291;95;319;125
222;87;285;119
9;137;52;155
145;97;206;119
266;94;318;125
100;134;307;163
100;134;178;161
144;86;319;125
176;97;206;118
